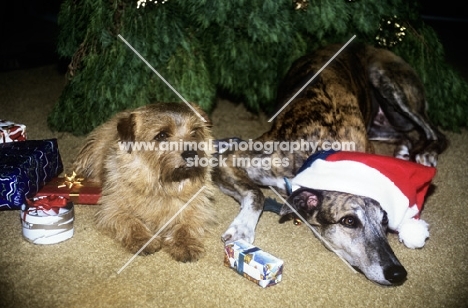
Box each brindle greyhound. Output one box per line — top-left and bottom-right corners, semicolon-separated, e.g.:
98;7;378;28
212;43;447;285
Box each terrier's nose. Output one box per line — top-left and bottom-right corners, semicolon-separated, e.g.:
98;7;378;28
181;150;198;162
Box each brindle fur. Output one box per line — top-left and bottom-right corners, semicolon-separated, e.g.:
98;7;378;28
281;188;406;285
213;43;447;285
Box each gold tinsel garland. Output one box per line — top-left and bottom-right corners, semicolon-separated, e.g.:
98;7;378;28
291;1;407;48
293;0;309;11
375;15;407;48
136;0;169;9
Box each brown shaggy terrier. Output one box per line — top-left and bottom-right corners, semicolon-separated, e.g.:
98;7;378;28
73;102;215;262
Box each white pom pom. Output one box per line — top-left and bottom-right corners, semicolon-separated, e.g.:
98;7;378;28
398;218;429;249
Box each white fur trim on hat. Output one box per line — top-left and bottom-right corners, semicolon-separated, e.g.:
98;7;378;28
398;218;429;249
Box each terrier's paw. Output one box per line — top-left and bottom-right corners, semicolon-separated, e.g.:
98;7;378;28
415;152;438;167
126;237;162;256
167;238;205;262
122;224;162;255
221;223;255;244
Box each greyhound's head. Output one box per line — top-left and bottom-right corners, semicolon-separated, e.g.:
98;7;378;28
281;188;407;286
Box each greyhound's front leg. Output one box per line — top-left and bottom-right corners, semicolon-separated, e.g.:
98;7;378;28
221;188;265;244
213;150;271;244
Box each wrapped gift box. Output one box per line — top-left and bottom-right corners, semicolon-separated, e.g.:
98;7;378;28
35;173;101;205
224;239;284;288
0;120;27;143
21;195;74;244
0;139;63;210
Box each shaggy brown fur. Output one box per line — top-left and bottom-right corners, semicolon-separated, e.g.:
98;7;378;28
73;102;215;262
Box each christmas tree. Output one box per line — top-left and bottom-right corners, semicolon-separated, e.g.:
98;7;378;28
49;0;468;135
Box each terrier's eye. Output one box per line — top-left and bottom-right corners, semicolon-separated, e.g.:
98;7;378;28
154;131;168;141
190;128;200;137
340;216;358;228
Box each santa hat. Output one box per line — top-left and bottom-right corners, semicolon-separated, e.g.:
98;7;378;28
290;150;436;249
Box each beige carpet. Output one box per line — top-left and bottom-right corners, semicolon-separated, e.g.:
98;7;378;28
1;65;467;308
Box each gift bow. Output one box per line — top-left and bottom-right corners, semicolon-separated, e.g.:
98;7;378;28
58;171;84;190
25;195;69;216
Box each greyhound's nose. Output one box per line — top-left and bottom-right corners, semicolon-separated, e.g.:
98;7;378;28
181;150;198;162
384;265;407;284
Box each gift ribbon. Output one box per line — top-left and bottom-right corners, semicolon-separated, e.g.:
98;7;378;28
22;195;74;233
58;171;84;190
22;207;74;231
25;195;70;217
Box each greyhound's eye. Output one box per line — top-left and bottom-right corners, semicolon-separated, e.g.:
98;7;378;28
154;131;168;141
340;216;358;228
382;212;389;226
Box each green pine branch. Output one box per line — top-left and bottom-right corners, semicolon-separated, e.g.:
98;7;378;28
49;0;468;135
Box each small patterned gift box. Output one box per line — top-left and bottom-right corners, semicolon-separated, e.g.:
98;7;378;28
224;239;284;288
0;120;26;143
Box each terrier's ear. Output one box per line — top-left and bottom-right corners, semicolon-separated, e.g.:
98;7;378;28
117;113;136;153
280;188;322;219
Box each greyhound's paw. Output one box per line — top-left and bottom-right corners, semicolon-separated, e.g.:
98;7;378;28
415;152;438;167
221;223;255;244
394;144;410;161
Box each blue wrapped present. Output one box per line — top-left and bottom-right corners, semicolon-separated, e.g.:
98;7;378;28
0;139;63;210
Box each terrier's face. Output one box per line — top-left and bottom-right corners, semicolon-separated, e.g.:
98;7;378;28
116;103;213;184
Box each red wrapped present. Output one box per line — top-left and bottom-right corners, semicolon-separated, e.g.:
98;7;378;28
0;120;27;143
35;172;101;205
